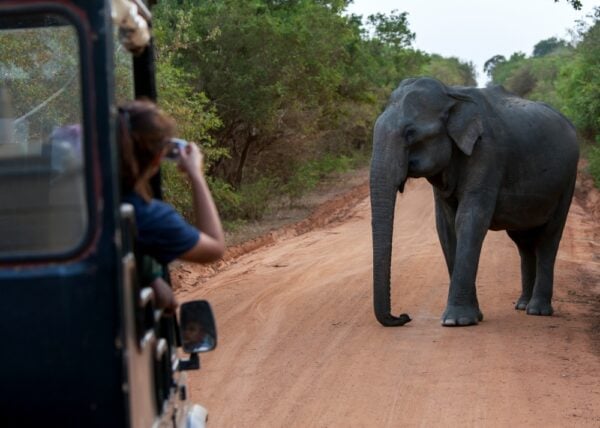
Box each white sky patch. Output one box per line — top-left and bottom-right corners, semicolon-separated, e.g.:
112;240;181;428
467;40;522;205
345;0;599;86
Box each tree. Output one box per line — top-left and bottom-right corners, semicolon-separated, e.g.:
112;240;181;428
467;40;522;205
154;0;370;187
365;10;415;49
488;52;527;85
558;7;600;137
555;0;583;10
483;55;506;77
533;37;568;57
151;0;481;220
358;10;426;91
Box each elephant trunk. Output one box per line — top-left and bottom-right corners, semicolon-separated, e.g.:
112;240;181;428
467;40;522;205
370;158;411;327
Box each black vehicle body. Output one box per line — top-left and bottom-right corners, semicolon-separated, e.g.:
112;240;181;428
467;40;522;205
0;1;214;426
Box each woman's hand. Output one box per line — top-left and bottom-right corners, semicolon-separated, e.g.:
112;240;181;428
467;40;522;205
149;277;178;315
178;141;204;180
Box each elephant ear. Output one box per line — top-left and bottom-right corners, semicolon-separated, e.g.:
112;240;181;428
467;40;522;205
445;89;483;156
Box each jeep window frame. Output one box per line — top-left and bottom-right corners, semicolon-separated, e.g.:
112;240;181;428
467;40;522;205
0;3;97;264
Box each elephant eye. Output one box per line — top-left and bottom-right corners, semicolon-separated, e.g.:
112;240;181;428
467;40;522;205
403;128;416;143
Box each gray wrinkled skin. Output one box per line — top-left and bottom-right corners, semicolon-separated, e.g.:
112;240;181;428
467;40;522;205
370;77;579;327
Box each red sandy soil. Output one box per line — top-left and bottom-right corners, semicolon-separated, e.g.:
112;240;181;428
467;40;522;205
174;164;600;427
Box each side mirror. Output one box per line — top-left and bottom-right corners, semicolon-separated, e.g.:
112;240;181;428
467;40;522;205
179;300;217;354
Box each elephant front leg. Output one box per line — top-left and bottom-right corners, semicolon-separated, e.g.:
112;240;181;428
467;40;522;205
434;194;456;278
441;200;491;326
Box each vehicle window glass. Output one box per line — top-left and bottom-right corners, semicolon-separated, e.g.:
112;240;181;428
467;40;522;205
114;29;135;103
0;13;87;258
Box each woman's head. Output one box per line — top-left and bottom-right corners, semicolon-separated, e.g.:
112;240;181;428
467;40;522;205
118;99;176;199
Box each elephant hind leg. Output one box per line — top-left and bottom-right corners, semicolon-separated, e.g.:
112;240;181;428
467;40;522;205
507;229;538;310
526;185;575;316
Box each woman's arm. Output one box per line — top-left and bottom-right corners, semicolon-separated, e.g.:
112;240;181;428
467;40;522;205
178;142;225;263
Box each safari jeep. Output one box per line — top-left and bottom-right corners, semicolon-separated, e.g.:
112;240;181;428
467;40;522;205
0;1;216;426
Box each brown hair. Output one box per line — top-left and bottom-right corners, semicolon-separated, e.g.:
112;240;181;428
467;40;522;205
118;99;176;200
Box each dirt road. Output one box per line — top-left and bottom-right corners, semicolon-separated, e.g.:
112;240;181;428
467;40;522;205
176;177;600;427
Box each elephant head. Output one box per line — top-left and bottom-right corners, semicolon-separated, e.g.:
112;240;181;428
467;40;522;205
369;77;483;326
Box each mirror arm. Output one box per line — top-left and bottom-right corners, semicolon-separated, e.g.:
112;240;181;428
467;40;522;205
177;353;200;371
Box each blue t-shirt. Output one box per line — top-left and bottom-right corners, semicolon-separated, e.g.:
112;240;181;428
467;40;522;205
123;192;200;264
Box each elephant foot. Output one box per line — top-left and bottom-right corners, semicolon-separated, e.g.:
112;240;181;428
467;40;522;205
526;298;554;316
441;305;483;327
515;295;530;311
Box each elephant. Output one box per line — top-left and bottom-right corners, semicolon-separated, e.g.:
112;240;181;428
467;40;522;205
370;77;579;327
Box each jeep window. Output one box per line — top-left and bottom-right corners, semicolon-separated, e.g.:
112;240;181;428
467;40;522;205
0;12;87;258
115;33;135;103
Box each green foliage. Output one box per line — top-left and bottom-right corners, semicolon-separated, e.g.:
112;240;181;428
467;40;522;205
153;0;370;187
153;10;226;214
504;65;536;97
1;1;477;225
483;55;506;77
488;52;528;86
236;176;280;220
0;24;81;139
209;151;366;222
557;8;600;137
526;52;574;106
201;174;278;222
555;0;583;10
357;11;428;91
487;6;600;189
207;176;241;220
533;37;569;57
161;161;195;221
421;55;477;86
365;10;415;49
114;42;135;102
588;136;600;187
156;61;224;166
559;59;600;135
150;0;478;221
209;175;279;221
488;49;573;103
283;153;353;201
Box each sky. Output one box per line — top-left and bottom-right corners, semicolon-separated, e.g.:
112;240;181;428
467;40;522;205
345;0;599;86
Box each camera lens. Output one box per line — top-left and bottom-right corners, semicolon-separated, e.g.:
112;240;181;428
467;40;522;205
164;138;188;160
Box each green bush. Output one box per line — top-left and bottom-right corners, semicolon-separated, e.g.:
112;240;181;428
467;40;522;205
505;64;537;97
588;136;600;188
161;161;194;221
212;151;368;224
236;176;280;221
558;10;600;137
283;153;359;203
420;55;477;86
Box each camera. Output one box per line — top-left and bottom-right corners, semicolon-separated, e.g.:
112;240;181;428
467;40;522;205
164;138;189;160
